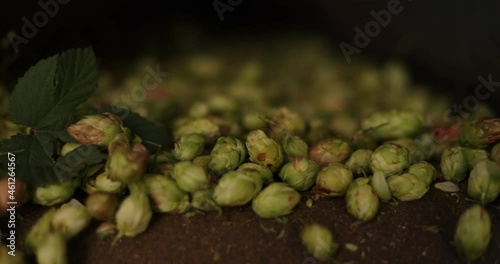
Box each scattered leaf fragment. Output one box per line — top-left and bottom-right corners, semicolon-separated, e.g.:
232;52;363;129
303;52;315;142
306;199;313;208
345;243;358;252
277;229;286;239
434;181;460;192
259;223;276;233
421;225;440;234
274;216;289;225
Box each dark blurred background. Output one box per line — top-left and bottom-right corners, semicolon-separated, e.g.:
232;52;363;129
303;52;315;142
1;0;499;112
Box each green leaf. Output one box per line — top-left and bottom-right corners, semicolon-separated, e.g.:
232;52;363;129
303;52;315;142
33;130;59;160
3;48;99;187
0;135;59;186
10;48;97;131
123;111;172;152
57;130;77;143
37;48;98;131
53;144;107;181
9;55;58;127
0;137;107;186
9;48;98;161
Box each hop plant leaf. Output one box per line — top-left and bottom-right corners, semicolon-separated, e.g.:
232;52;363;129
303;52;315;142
10;48;97;131
118;110;171;152
0;48;99;186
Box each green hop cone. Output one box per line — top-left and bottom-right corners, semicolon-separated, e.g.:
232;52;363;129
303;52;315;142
83;168;125;194
191;188;221;213
454;205;492;261
309;138;351;167
361;109;423;141
314;163;353;197
346;178;379;221
25;208;68;263
349;176;371;187
173;133;205;161
51;200;91;239
213;170;263;206
252;182;301;218
387;173;429;201
144;174;190;213
459;118;500;148
106;143;150;184
237;163;274;185
462;147;489;170
246;129;284;172
467;159;500;204
300;224;338;261
67;112;125;147
345;149;373;175
173;161;210;192
96;222;117;240
80;164;104;193
440;147;468;183
208;136;246;175
33;180;77;206
388;138;426;164
85;192;119;221
107;133;131;153
26;208;57;252
173;118;220;142
115;190;153;238
369;143;409;176
268;107;306;141
408;161;437;186
35;232;67;264
370;171;392;202
282;134;309;160
279;157;320;191
0;244;25;264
